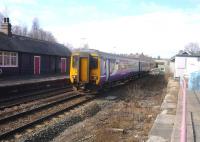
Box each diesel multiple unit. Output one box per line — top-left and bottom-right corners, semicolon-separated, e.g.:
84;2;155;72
70;49;154;90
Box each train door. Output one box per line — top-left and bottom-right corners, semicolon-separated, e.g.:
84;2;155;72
34;56;40;75
80;57;89;82
106;59;110;81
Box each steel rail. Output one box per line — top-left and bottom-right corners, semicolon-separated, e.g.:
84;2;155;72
0;87;72;110
0;92;83;123
0;95;95;140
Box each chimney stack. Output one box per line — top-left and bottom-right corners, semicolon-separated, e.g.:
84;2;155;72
0;17;12;36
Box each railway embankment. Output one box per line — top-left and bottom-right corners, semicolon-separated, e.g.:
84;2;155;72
147;78;179;142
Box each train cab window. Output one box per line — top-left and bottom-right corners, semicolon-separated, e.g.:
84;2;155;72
72;55;78;68
90;56;98;69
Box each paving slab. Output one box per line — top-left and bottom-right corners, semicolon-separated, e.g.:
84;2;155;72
154;114;175;124
149;123;173;141
149;114;175;141
164;94;176;103
161;101;176;110
148;79;179;142
147;136;167;142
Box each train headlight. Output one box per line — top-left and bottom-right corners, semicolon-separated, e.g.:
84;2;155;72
72;75;77;79
91;76;98;80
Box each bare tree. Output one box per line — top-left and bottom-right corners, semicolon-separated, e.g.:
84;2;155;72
12;25;22;35
184;42;200;55
29;17;40;39
65;42;74;51
12;25;28;36
1;15;56;43
21;26;28;36
44;31;56;42
29;18;56;42
0;12;3;25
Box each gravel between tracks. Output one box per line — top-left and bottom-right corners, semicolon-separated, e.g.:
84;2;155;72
0;94;86;134
0;90;75;120
4;101;105;142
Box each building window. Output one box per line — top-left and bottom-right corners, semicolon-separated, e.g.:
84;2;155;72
0;51;18;67
0;52;2;66
11;52;17;66
4;52;10;66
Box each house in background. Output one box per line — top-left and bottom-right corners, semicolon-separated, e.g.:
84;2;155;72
174;51;200;78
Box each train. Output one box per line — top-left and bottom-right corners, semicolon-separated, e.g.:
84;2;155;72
70;49;155;90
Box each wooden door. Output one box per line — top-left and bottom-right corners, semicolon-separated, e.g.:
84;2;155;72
34;56;40;75
80;57;89;82
61;58;66;73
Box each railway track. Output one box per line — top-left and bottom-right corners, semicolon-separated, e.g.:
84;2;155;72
0;86;73;110
0;91;96;140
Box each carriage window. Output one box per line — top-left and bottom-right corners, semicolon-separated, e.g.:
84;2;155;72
72;55;78;68
90;56;98;69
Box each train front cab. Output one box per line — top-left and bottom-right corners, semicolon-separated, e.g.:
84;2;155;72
70;52;100;90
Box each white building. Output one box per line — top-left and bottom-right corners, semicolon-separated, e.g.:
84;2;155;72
174;52;200;78
155;59;169;73
169;57;175;74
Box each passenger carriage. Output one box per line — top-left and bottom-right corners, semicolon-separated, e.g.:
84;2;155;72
70;49;153;90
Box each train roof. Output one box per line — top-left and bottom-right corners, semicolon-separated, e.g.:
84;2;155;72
72;48;154;62
0;32;71;56
72;48;139;60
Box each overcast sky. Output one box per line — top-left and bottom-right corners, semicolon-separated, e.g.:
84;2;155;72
1;0;200;58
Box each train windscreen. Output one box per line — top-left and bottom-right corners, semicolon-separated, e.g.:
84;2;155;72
90;56;98;69
72;55;79;68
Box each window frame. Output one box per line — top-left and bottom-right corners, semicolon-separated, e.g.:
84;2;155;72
72;55;79;68
90;56;98;69
0;51;18;67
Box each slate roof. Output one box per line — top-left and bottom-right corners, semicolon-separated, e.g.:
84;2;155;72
176;51;200;57
0;32;71;56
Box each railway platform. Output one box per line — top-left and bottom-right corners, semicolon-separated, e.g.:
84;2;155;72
171;89;200;142
148;78;200;142
0;74;69;88
0;75;70;96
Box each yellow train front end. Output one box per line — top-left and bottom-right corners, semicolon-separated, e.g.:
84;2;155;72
70;51;100;90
